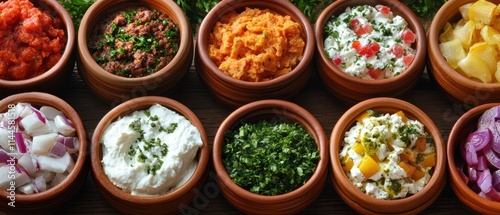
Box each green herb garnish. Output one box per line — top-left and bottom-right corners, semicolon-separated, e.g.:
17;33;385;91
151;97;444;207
222;120;320;196
57;0;95;28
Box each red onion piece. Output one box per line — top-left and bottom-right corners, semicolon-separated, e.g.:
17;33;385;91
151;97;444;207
493;170;500;191
492;122;500;154
469;167;478;182
49;142;67;157
0;150;14;164
466;142;479;167
479;106;500;128
484;145;500;169
14;132;27;153
478;169;492;193
466;128;491;151
477;155;489;171
31;107;46;124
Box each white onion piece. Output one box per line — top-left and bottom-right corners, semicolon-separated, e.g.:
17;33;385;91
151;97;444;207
33;174;47;192
39;106;62;120
14;170;31;188
35;152;71;174
49;142;67;157
0;128;9;150
31;133;57;155
41;171;55;183
18;153;37;176
18;105;32;118
54;115;75;136
20;113;50;136
0;114;4;127
18;183;35;194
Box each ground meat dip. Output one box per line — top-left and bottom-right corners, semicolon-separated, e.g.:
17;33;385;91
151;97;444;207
0;0;66;80
89;6;180;78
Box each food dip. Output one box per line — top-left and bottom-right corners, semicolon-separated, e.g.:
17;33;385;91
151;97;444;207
324;5;416;80
0;0;66;80
340;111;436;199
209;7;305;82
101;104;202;196
89;6;179;78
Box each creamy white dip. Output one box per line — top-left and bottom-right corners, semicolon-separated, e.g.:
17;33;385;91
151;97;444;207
324;5;416;79
340;111;435;199
101;104;202;196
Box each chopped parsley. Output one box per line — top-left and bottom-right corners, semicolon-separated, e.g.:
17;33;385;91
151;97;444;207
222;120;320;195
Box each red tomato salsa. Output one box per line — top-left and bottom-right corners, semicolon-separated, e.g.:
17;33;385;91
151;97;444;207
0;0;66;80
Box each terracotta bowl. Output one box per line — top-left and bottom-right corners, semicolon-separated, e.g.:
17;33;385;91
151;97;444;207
212;99;328;214
77;0;193;104
0;92;88;213
195;0;315;107
90;96;209;215
428;0;500;106
315;0;426;104
0;0;75;97
448;103;500;213
330;97;446;214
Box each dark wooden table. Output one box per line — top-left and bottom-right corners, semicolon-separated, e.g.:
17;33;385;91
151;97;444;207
39;58;474;214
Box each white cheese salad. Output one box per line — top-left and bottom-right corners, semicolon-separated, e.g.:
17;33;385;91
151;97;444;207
324;5;416;79
340;110;436;199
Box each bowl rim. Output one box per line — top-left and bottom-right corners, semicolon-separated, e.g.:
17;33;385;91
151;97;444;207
330;97;446;210
196;0;315;87
428;0;500;88
0;92;87;202
212;99;328;202
447;103;500;212
0;0;75;87
314;0;426;85
90;96;209;204
77;0;191;83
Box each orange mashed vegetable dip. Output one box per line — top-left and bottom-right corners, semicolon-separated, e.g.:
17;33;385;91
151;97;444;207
0;0;66;80
209;8;305;82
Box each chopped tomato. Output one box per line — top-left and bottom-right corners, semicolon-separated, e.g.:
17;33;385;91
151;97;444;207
403;54;414;66
401;29;416;44
377;6;391;16
368;68;383;79
332;54;342;66
349;19;361;31
358;46;375;58
368;42;380;53
352;40;362;51
355;23;373;36
391;44;404;58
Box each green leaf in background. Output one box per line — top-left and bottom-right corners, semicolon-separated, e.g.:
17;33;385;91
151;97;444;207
400;0;447;18
57;0;95;28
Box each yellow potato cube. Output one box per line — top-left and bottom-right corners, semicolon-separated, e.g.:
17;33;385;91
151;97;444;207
469;0;498;29
469;42;498;73
439;22;454;43
439;39;466;69
457;52;493;83
480;25;500;48
460;3;473;21
358;155;380;179
353;141;364;155
453;20;476;49
495;62;500;82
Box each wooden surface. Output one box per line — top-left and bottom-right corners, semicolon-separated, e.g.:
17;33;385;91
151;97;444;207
40;61;476;214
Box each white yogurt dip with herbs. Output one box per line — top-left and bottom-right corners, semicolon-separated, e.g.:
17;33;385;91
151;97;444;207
101;104;202;196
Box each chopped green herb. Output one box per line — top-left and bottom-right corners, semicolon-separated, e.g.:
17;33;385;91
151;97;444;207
223;120;319;195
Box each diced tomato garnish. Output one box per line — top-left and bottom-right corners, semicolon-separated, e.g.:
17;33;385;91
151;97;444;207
378;6;391;16
349;19;361;31
358;46;375;58
401;29;416;45
391;44;404;58
355;23;373;36
368;42;380;53
332;54;342;66
352;40;362;51
403;54;414;66
368;68;383;79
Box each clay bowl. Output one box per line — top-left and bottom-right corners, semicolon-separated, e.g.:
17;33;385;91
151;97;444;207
195;0;315;107
90;96;209;215
78;0;192;104
315;0;426;105
212;99;328;214
0;0;75;97
448;103;500;213
428;0;500;106
330;97;446;214
0;92;88;213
